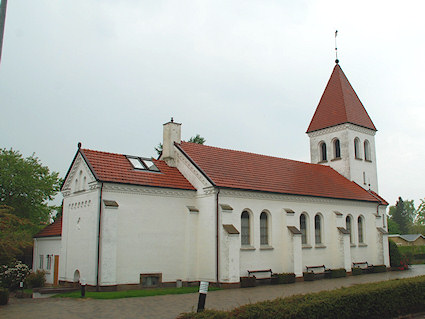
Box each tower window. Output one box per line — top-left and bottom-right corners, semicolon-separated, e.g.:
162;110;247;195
320;142;327;162
354;138;361;159
364;140;371;161
334;139;341;159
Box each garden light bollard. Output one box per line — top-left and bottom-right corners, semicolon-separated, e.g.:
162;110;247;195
19;281;24;298
80;278;86;298
197;281;209;312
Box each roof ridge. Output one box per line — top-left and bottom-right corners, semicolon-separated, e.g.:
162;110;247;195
180;141;325;168
82;148;158;160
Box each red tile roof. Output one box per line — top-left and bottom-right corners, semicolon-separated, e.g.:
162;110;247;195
367;190;389;206
178;142;384;203
307;64;376;133
34;216;62;238
80;149;195;191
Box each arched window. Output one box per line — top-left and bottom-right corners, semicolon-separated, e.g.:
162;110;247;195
241;211;250;246
358;216;364;243
315;214;322;244
346;215;353;244
320;142;327;162
300;213;308;245
334;139;341;159
364;140;371;161
260;212;269;245
354;138;361;159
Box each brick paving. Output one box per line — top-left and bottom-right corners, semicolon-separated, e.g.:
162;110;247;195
2;265;425;319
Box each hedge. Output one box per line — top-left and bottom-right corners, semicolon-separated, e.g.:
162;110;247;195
0;288;9;305
330;268;346;278
273;273;295;284
177;275;425;319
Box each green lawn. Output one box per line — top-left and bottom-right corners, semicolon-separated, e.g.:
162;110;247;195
53;286;220;299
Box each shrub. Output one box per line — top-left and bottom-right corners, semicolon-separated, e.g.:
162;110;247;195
0;288;9;305
240;277;256;288
330;268;346;278
25;270;46;288
389;240;402;267
274;273;295;284
303;272;314;281
0;260;30;291
177;275;425;319
352;267;363;276
371;265;387;273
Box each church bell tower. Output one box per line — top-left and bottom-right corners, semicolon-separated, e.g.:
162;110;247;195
306;62;379;193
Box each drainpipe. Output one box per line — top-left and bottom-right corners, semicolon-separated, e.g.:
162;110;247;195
96;182;104;292
216;187;220;285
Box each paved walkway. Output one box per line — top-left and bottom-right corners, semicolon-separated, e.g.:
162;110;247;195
2;265;425;319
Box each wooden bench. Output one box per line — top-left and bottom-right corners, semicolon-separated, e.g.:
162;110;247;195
352;261;373;273
305;265;331;279
247;269;273;278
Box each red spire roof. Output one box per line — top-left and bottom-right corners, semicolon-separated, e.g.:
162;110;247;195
34;216;62;238
307;64;376;133
178;142;382;203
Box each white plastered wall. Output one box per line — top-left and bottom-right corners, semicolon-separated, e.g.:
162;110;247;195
308;124;379;192
217;189;389;280
33;237;61;284
60;153;101;285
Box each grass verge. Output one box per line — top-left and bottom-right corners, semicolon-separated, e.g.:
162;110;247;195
53;286;220;299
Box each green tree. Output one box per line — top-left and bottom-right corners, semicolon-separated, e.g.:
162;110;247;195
154;134;206;157
188;134;206;144
0;205;38;265
388;197;415;234
0;149;62;224
387;218;401;234
415;198;425;225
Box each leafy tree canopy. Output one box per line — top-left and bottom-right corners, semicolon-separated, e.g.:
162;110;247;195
0;149;62;224
415;198;425;225
0;205;38;265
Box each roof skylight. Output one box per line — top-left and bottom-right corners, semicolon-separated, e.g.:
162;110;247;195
127;156;160;172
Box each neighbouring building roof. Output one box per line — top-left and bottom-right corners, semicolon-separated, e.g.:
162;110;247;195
78;149;196;191
307;63;377;133
389;234;425;242
177;142;384;203
34;216;62;238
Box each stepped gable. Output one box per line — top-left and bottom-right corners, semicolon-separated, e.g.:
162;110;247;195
307;63;377;133
178;141;381;203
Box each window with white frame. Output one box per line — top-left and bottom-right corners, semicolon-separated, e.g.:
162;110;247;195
358;216;364;243
320;142;327;161
315;214;322;244
241;211;251;246
346;216;353;244
300;213;308;245
260;212;269;245
334;139;341;159
39;255;44;269
364;140;371;161
354;138;361;159
46;255;52;270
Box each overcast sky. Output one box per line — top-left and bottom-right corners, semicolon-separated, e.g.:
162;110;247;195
1;0;424;208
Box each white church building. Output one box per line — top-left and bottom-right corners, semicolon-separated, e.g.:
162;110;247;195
34;62;389;289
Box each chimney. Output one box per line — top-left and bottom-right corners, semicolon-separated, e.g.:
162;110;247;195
160;118;181;167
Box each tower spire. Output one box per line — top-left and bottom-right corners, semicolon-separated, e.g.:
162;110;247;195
335;30;339;64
